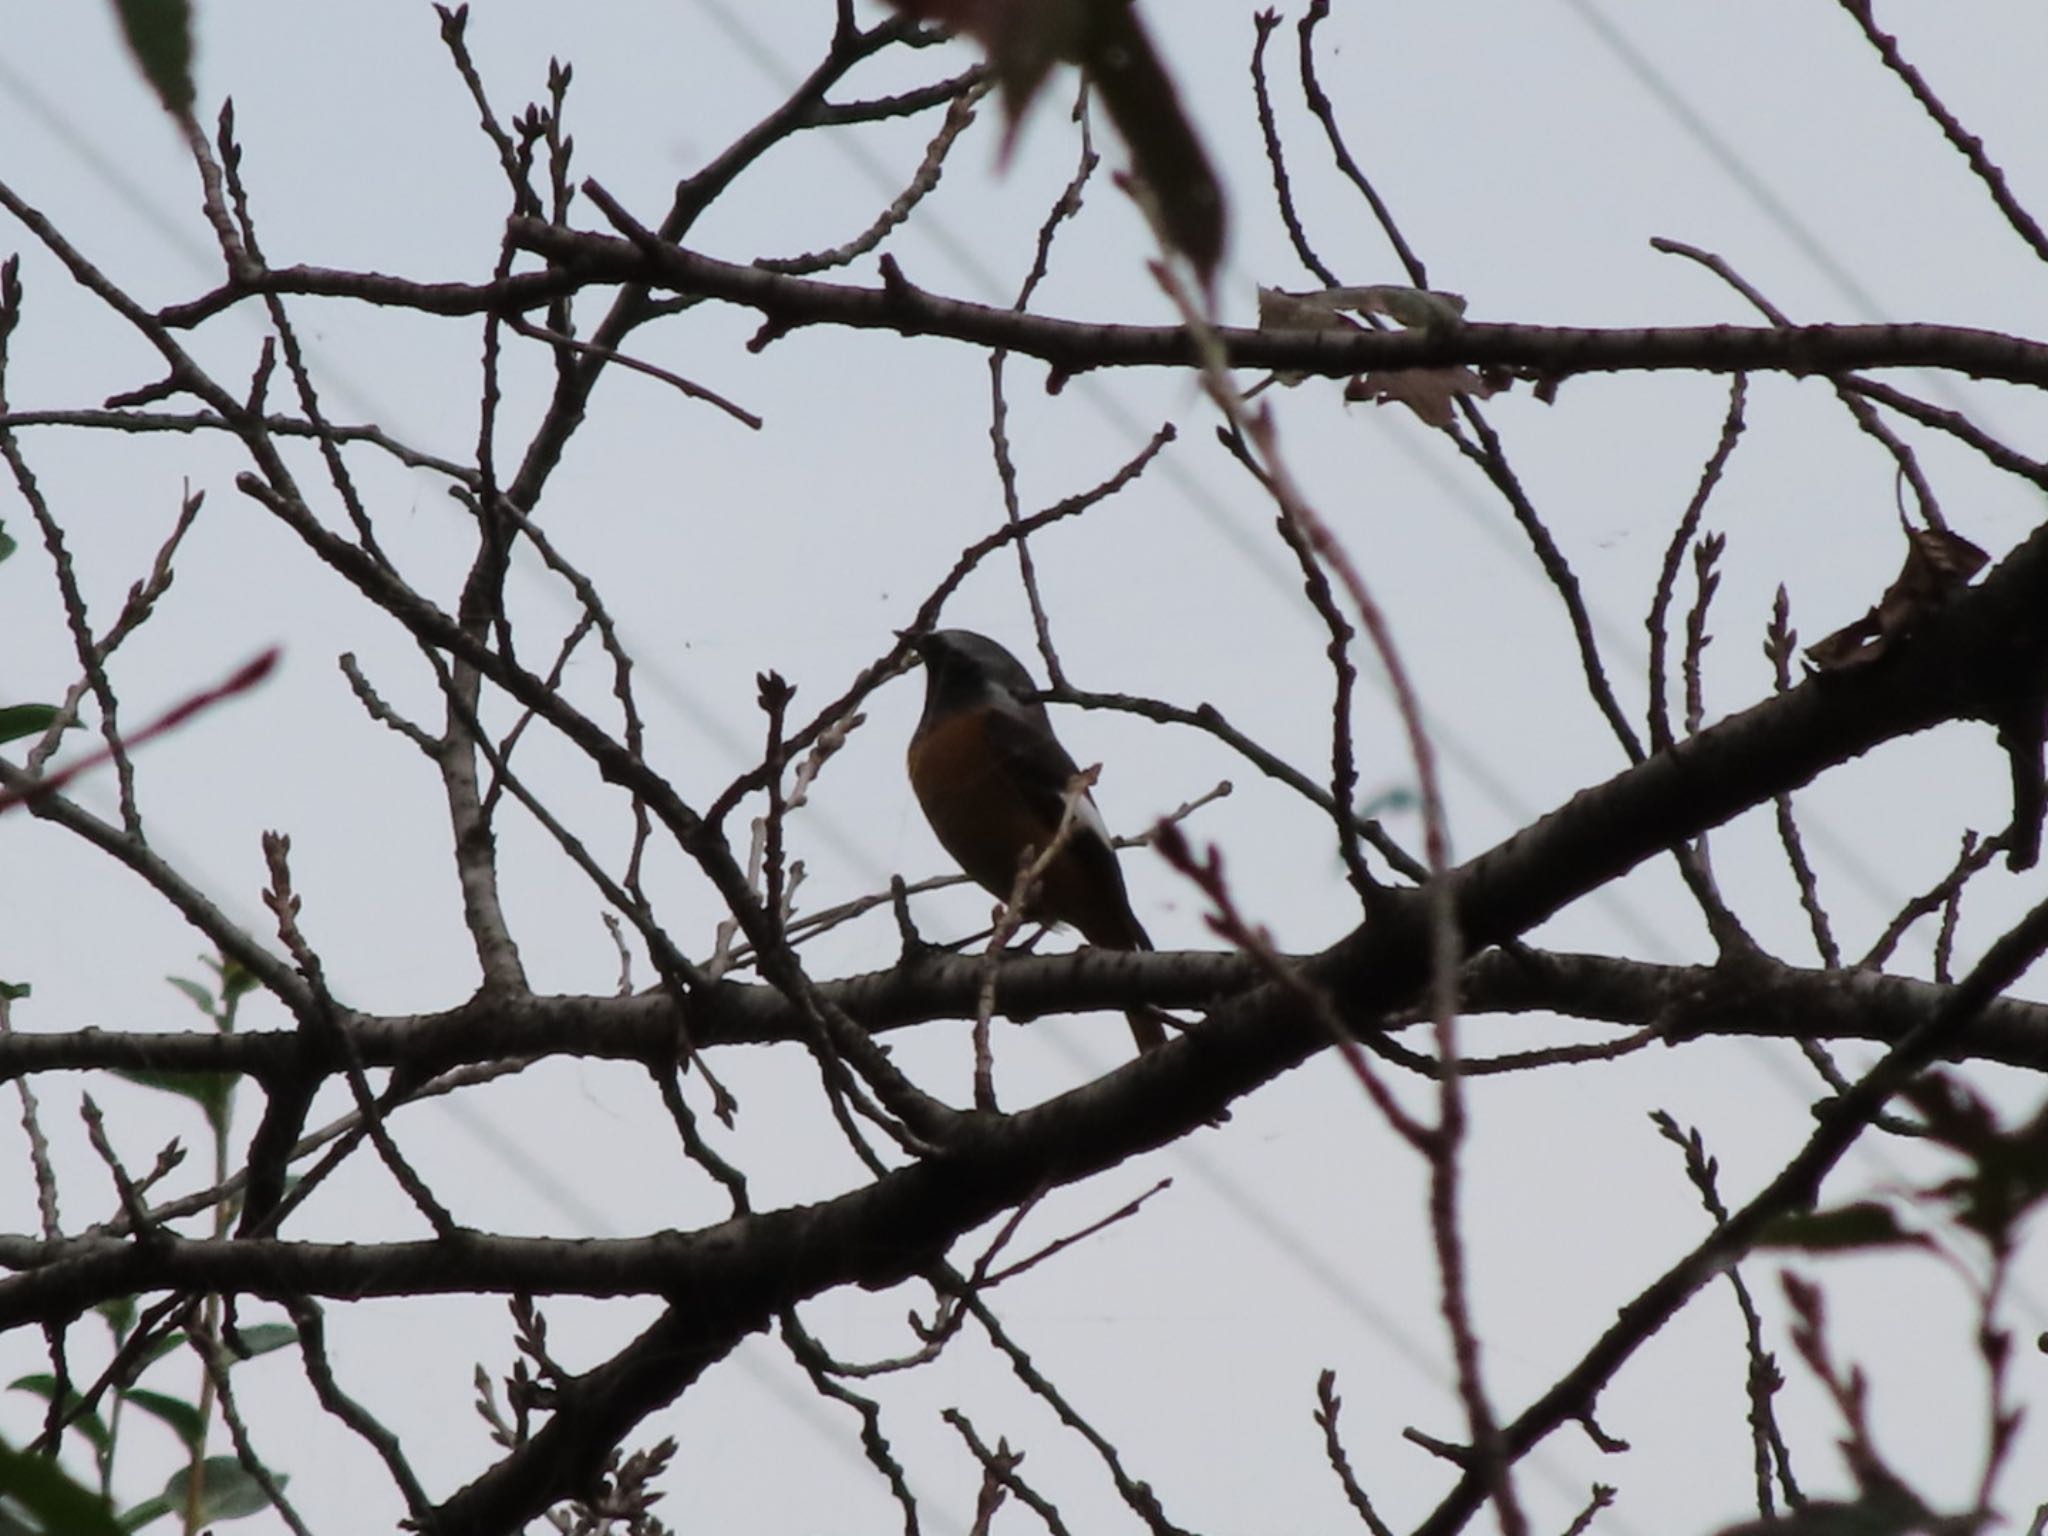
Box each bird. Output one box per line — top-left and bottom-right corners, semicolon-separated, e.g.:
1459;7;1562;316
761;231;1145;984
904;628;1168;1052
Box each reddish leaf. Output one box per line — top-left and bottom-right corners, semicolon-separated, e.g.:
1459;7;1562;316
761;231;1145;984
889;0;1086;137
883;0;1225;283
1078;3;1224;284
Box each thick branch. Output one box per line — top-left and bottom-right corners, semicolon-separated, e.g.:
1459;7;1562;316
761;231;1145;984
157;233;2048;390
501;220;2048;385
9;940;2047;1094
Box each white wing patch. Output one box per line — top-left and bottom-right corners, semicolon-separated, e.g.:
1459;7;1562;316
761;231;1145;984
1072;786;1115;851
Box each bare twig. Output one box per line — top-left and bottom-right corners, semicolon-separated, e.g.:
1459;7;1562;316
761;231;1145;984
1834;0;2048;265
1651;1112;1800;1517
0;990;61;1240
285;1298;433;1520
992;77;1099;686
1861;830;2001;970
1252;11;1341;288
1652;238;1948;531
944;1410;1072;1536
505;314;761;428
1313;1371;1396;1536
1297;0;1428;287
779;1309;921;1535
190;1314;317;1536
1649;378;1747;753
979;1178;1170;1289
946;1282;1194;1536
1764;588;1840;969
762;77;991;277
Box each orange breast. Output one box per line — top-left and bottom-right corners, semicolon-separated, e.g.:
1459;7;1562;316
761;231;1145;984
907;709;1144;948
908;709;1052;902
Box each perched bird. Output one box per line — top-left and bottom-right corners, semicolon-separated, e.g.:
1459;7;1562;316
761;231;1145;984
904;629;1167;1052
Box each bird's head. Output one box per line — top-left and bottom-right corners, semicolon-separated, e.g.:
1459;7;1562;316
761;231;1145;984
904;628;1040;708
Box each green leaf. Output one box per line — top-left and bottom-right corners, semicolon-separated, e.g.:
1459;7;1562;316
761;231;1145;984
164;977;214;1016
214;957;260;1009
0;519;17;563
1357;785;1420;820
121;1328;186;1376
1755;1201;1927;1253
0;706;64;747
145;1458;276;1524
6;1376;110;1454
0;1439;124;1536
111;1069;234;1134
221;1323;295;1361
115;1493;173;1532
109;0;196;116
0;981;29;1003
95;1296;137;1342
116;1390;203;1452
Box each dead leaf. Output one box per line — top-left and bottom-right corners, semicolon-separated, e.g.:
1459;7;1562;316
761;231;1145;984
1257;285;1364;336
1806;524;1990;672
1346;366;1501;428
1263;285;1483;412
1312;284;1466;330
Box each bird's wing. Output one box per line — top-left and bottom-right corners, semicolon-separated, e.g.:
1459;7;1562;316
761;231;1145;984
982;705;1150;950
981;704;1098;837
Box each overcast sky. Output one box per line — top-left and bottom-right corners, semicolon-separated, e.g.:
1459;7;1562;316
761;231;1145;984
5;2;2048;1532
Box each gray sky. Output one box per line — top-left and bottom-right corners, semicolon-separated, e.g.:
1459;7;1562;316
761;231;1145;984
4;2;2048;1531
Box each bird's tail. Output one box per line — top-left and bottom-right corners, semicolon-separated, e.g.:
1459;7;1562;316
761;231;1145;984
1086;911;1172;1052
1126;1007;1171;1052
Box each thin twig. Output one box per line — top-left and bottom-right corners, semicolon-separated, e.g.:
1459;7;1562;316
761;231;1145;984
504;314;762;428
1297;0;1428;287
1763;588;1840;969
980;1179;1170;1289
285;1298;433;1520
1834;0;2048;265
1252;11;1341;287
1861;829;2001;970
1652;237;1948;530
1447;412;1647;765
943;1410;1072;1536
1651;1112;1800;1517
435;3;542;217
7;444;143;833
761;77;991;276
1061;687;1425;881
947;1281;1195;1536
191;1316;317;1536
0;407;482;481
992;76;1099;686
0;990;61;1239
1649;377;1747;754
1313;1371;1396;1536
780;1308;921;1536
